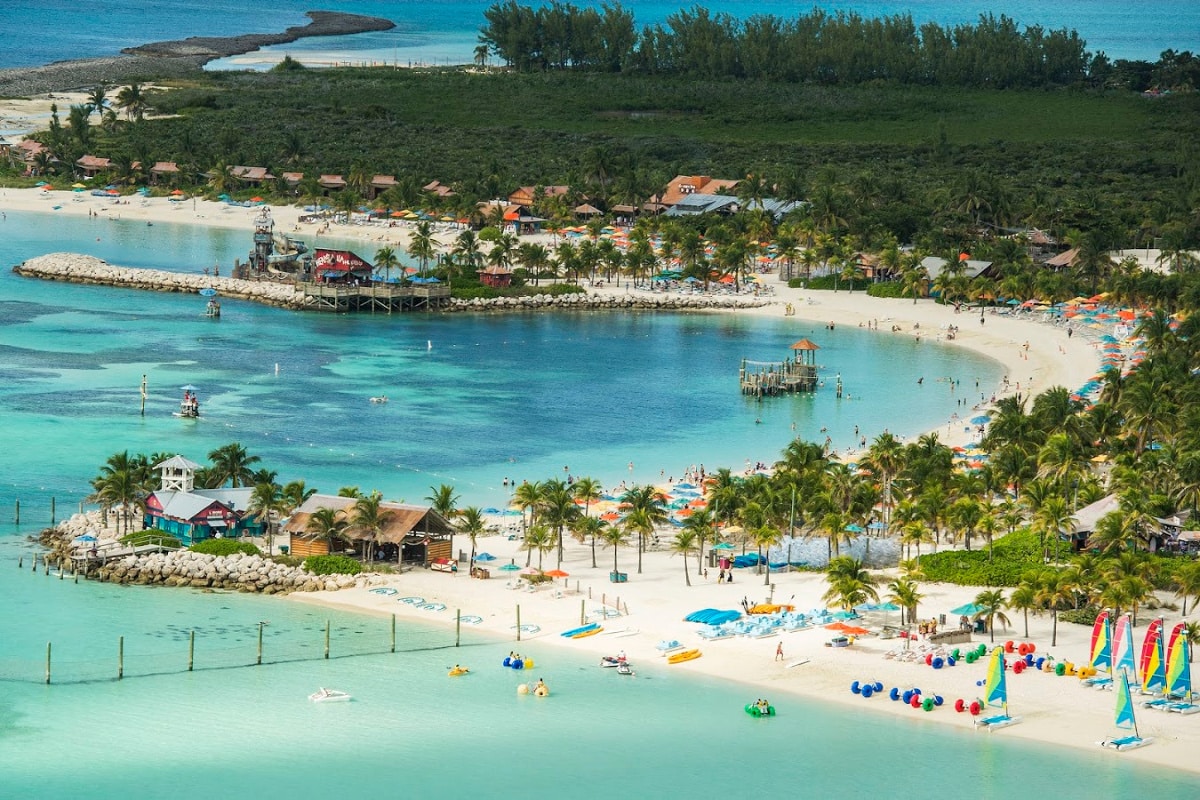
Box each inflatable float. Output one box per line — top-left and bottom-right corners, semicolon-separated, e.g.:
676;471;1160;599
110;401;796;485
448;666;470;677
745;702;776;717
502;655;535;670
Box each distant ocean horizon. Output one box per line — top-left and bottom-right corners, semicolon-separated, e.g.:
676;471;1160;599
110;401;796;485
0;1;1194;72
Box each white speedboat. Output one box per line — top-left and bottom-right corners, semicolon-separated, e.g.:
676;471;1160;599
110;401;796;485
309;687;351;703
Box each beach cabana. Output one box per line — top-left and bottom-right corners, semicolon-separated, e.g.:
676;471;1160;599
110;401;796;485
149;161;180;186
284;494;454;564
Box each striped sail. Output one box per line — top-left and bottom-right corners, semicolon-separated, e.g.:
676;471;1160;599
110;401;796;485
984;646;1008;709
1112;614;1137;679
1140;618;1167;694
1166;622;1192;700
1115;670;1137;730
1089;610;1111;672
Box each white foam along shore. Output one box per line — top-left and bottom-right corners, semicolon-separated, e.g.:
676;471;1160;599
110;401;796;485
13;185;1187;770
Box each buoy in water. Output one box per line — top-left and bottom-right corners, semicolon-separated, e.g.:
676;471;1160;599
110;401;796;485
517;684;529;695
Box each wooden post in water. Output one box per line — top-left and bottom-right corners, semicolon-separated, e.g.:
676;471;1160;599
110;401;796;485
31;553;37;572
118;636;124;680
45;642;51;684
257;621;264;666
188;630;195;671
391;614;396;653
581;599;586;625
324;620;330;659
14;499;19;524
140;374;147;417
516;605;521;642
17;556;22;569
50;497;55;524
456;609;461;647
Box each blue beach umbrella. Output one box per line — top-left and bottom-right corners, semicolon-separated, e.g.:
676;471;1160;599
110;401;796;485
199;288;218;297
845;523;865;533
950;602;986;617
970;415;990;425
475;553;496;562
498;562;521;571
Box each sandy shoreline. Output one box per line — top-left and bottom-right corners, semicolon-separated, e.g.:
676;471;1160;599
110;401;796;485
12;185;1192;771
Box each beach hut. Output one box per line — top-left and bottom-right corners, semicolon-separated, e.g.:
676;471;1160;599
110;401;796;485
284;494;455;564
141;456;262;545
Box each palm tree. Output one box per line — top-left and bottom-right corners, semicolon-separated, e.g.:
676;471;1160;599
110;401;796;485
457;506;487;571
512;480;544;539
570;516;607;569
600;524;631;575
822;556;879;610
1008;577;1039;639
752;524;782;586
571;476;603;565
887;578;923;626
973;589;1010;643
426;484;460;521
683;508;717;577
1035;569;1076;646
281;480;316;512
670;529;698;586
374;246;400;282
86;84;108;122
620;484;668;574
206;443;261;488
1175;560;1200;616
407;220;437;275
248;481;284;555
540;479;579;566
306;506;348;553
522;524;554;571
115;82;148;121
350;491;393;563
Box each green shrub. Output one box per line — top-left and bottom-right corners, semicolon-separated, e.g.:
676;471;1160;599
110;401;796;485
1059;605;1101;626
917;529;1043;586
805;276;871;292
191;538;261;556
866;281;907;298
304;554;363;575
451;284;586;300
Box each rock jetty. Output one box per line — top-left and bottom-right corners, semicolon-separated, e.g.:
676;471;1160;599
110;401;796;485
41;512;381;594
15;253;306;309
0;12;396;96
15;253;777;314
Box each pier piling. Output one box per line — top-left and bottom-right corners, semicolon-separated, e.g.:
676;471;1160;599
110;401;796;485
257;622;264;666
455;610;461;647
516;605;521;642
45;642;51;685
391;614;396;653
118;636;124;680
188;631;195;671
14;499;18;524
324;620;330;659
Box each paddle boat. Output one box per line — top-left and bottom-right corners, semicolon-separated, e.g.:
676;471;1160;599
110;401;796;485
745;701;775;717
655;639;685;655
309;687;351;703
503;654;535;670
448;666;470;677
826;636;851;648
668;649;702;664
518;680;551;697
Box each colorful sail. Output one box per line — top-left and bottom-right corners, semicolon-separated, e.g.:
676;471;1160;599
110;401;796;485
1166;621;1192;701
1089;610;1111;672
984;646;1008;709
1141;618;1167;694
1115;670;1137;730
1112;614;1137;680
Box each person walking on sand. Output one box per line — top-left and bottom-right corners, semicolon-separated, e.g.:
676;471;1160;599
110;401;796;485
775;642;784;661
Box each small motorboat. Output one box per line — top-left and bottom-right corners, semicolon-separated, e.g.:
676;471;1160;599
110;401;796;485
369;395;388;404
309;688;351;703
174;389;200;418
600;656;622;668
616;663;635;676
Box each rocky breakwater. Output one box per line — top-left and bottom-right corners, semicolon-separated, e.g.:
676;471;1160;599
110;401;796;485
14;253;305;309
42;512;380;594
448;292;775;312
93;549;370;594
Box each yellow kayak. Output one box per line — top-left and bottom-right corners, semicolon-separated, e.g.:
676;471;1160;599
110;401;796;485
448;667;470;676
572;627;603;638
668;649;702;664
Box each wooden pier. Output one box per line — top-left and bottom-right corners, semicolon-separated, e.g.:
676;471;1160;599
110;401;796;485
739;338;820;396
299;282;451;313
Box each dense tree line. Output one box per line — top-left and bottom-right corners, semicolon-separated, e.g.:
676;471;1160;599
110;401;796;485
481;3;1099;88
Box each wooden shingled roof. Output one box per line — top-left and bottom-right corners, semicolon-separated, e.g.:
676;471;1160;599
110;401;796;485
790;338;820;350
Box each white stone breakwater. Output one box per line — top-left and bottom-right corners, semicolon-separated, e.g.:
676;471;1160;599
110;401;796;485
14;253;776;313
41;512;382;594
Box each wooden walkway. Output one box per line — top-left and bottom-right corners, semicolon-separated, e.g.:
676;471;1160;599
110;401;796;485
299;283;451;313
739;359;818;396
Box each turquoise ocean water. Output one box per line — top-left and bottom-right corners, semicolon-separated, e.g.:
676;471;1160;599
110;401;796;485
0;0;1193;70
0;208;1194;798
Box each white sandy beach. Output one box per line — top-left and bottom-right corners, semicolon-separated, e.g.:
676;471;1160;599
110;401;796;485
14;184;1189;771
